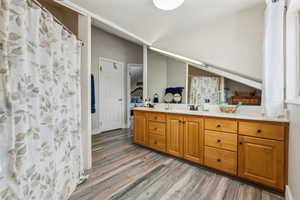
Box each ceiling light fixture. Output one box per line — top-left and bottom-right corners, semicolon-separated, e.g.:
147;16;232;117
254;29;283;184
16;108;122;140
153;0;184;11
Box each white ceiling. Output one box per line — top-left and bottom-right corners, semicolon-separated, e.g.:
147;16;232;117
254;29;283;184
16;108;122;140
67;0;265;82
70;0;263;44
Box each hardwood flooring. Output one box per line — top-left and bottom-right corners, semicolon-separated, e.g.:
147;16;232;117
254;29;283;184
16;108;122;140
70;129;284;200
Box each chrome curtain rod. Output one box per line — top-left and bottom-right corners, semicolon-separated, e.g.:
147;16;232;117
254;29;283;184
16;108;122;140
30;0;84;46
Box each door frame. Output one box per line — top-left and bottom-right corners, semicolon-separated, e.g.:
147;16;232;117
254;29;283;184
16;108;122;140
127;63;143;129
97;57;125;133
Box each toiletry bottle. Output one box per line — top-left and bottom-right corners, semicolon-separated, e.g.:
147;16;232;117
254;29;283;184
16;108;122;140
203;99;210;111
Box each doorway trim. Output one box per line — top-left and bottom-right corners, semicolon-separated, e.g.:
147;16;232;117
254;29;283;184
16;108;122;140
127;64;143;128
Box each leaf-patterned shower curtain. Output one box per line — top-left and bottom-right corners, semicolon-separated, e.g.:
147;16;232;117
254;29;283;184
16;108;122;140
0;0;84;199
189;76;220;105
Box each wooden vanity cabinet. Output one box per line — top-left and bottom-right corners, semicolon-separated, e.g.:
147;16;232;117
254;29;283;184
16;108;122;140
166;115;184;158
133;111;147;146
238;120;288;191
133;111;288;191
183;116;204;164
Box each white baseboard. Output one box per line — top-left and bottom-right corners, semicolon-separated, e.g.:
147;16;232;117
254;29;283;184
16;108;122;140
286;185;294;200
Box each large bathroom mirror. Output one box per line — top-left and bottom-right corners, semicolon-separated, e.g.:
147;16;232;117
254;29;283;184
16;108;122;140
146;50;262;106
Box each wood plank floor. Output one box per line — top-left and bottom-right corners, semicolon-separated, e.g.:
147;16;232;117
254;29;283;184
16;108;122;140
70;129;284;200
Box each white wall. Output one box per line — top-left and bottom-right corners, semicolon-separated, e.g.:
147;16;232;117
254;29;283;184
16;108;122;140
166;58;186;103
287;103;300;200
91;26;143;131
147;50;167;102
154;4;264;81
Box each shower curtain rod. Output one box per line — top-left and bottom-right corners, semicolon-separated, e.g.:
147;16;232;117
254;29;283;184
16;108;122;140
30;0;84;47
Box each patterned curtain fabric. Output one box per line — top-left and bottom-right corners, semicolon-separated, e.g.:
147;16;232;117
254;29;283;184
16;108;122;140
189;76;220;105
0;0;83;199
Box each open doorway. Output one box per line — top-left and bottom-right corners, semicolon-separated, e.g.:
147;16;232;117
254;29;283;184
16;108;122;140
127;64;143;129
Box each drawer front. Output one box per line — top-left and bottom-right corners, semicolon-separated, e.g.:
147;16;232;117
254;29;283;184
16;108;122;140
149;134;166;152
204;146;237;175
205;130;237;151
148;112;166;122
205;118;238;133
239;121;285;141
148;121;166;136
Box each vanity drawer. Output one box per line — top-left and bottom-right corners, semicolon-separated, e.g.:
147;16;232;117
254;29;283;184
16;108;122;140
205;118;238;133
147;112;166;122
148;121;166;136
148;134;166;152
204;146;237;175
205;130;237;152
239;121;285;141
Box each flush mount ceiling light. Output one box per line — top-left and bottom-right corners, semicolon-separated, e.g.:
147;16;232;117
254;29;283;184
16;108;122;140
153;0;184;11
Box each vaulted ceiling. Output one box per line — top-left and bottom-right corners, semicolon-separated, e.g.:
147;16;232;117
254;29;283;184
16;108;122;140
69;0;265;81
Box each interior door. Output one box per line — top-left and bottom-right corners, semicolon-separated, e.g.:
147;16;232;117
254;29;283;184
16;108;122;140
238;136;284;190
183;116;204;164
167;115;184;158
99;58;123;132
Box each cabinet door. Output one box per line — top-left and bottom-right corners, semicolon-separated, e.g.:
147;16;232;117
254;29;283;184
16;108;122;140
133;112;147;146
167;115;184;158
238;136;285;190
183;116;204;164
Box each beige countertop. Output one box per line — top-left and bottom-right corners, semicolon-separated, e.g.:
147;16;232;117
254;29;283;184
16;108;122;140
134;107;289;123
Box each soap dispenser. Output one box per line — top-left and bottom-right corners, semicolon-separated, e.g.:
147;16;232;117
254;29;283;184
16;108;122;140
203;99;210;111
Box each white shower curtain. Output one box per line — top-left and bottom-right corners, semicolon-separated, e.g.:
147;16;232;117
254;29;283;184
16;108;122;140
0;0;83;199
189;76;220;105
262;0;285;117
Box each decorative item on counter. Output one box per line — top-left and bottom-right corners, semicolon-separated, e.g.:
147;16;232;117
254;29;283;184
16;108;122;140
164;93;174;103
153;93;159;103
164;93;173;110
203;99;210;111
189;105;198;111
143;98;150;107
165;87;184;103
173;93;182;104
219;102;243;113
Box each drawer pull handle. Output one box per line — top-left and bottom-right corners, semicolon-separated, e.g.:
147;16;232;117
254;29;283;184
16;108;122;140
217;139;221;143
257;129;262;133
239;142;243;145
217;159;221;162
216;124;221;128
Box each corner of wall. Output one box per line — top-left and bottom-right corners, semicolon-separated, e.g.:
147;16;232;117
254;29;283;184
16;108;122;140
286;185;295;200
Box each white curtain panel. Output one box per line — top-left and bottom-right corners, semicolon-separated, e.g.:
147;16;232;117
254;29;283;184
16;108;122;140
189;76;220;105
262;0;285;117
0;0;84;199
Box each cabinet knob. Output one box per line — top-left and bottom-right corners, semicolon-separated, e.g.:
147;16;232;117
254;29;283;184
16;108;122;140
216;124;221;128
239;142;244;145
217;159;221;162
257;129;262;133
217;139;221;143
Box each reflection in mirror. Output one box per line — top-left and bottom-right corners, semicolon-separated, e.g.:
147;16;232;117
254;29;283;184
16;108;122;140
188;65;261;106
147;50;186;104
